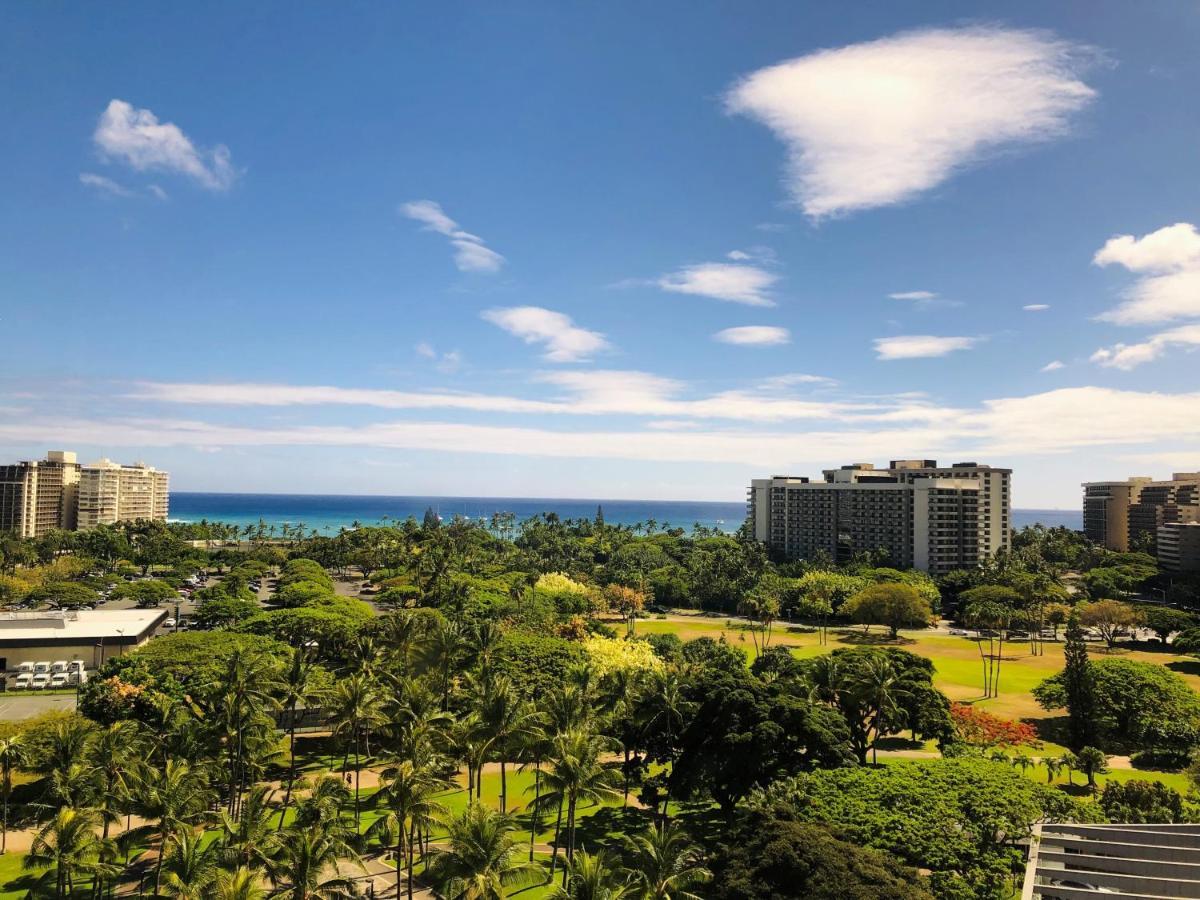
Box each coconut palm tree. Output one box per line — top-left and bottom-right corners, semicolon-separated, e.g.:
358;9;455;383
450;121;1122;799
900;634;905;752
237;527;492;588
537;729;622;881
220;784;281;871
427;805;541;900
1043;755;1063;784
267;825;360;900
849;654;911;765
328;674;386;827
160;828;222;900
135;759;214;897
367;760;449;900
24;807;117;900
0;734;25;854
293;775;352;835
550;850;631;900
515;715;551;862
622;823;710;900
214;866;268;900
474;676;531;813
279;647;322;829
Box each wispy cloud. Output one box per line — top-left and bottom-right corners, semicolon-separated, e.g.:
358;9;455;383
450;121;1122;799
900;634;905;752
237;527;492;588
726;26;1097;218
94;99;237;190
481;306;608;362
1094;223;1200;325
888;290;961;310
657;263;777;306
873;335;980;360
1091;323;1200;370
415;342;463;374
79;172;132;197
1041;360;1065;372
1023;304;1050;311
400;200;505;273
713;325;790;345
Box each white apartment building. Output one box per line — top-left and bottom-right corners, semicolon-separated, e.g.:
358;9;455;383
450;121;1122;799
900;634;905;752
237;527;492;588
0;451;82;537
76;458;170;529
748;459;1011;576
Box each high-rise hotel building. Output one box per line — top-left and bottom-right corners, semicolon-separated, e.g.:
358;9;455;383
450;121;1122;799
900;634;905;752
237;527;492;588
748;460;1011;575
1082;472;1200;553
0;450;168;535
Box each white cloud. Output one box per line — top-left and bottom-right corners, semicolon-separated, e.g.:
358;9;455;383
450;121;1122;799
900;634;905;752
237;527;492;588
657;263;777;306
79;172;131;197
1041;360;1065;372
481;306;608;362
414;342;462;374
888;290;961;310
714;326;790;345
727;250;751;261
1023;304;1050;311
1094;224;1200;325
146;184;169;201
725;27;1096;218
873;335;979;360
1094;222;1200;273
94;99;236;190
1090;323;1200;370
760;373;837;388
400;200;505;273
889;291;937;301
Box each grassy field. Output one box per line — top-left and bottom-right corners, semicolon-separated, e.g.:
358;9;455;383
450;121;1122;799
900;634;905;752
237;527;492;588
636;615;1200;721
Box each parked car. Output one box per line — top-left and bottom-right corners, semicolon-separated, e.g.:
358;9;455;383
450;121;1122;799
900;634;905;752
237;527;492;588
66;661;88;685
163;618;177;629
31;674;51;689
51;661;69;674
12;674;31;690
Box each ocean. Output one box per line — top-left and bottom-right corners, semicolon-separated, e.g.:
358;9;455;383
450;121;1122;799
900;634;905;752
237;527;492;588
170;492;1083;536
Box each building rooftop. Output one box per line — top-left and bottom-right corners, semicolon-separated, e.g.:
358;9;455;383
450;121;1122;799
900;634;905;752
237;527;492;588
0;609;166;643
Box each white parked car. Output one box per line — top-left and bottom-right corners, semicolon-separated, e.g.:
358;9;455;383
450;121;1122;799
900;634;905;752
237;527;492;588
12;674;31;690
50;674;68;689
31;674;51;690
163;618;177;629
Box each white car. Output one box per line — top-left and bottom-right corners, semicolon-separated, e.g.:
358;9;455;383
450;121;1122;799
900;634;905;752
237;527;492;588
163;618;177;629
31;674;51;690
11;674;31;690
51;661;69;674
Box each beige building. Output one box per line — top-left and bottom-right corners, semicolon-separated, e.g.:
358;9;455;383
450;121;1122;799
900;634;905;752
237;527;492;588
1083;472;1200;552
0;609;165;671
0;451;81;538
76;459;170;529
1157;521;1200;574
748;460;1011;576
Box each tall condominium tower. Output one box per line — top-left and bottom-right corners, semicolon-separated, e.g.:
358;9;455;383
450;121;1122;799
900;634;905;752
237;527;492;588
75;459;170;529
748;460;1011;576
1082;472;1200;552
0;450;82;538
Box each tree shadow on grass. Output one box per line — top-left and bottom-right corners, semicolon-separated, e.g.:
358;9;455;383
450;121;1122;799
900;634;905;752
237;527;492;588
875;736;925;752
834;631;915;647
1167;659;1200;677
570;804;656;854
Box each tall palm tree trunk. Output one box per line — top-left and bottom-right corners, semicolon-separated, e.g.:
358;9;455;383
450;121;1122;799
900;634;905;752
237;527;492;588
547;797;565;880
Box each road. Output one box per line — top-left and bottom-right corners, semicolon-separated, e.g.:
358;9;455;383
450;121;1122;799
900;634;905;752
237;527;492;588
0;691;77;720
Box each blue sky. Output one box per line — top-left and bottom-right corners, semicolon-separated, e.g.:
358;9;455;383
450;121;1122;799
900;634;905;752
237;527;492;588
2;1;1199;507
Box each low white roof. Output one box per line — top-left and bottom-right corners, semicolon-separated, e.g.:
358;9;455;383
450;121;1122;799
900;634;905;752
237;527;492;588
0;609;165;642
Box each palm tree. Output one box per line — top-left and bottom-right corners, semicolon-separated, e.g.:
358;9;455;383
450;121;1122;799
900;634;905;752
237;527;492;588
515;716;551;861
1044;755;1063;784
88;720;142;859
537;729;622;881
220;784;280;871
267;825;360;900
25;807;117;899
328;673;385;827
550;850;630;900
850;654;911;765
474;677;530;812
293;775;351;836
279;647;321;829
367;760;449;900
135;759;214;897
214;866;268;900
160;828;222;900
622;823;710;900
427;805;541;900
208;648;283;818
0;734;25;854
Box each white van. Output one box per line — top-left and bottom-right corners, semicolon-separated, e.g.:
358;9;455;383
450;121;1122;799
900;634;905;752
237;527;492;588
33;661;51;675
17;662;34;676
31;673;50;689
51;661;69;674
67;662;87;685
50;674;68;689
12;674;31;690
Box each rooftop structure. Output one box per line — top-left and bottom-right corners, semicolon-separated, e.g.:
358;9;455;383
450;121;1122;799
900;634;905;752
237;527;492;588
0;608;166;670
1022;822;1200;899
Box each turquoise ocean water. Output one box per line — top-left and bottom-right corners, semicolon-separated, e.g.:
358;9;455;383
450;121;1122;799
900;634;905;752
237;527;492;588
170;492;1082;536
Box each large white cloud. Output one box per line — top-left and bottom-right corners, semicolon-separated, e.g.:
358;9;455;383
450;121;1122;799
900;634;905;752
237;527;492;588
481;307;608;362
1094;223;1200;325
657;263;777;306
725;27;1096;218
94;99;236;190
400;200;505;273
